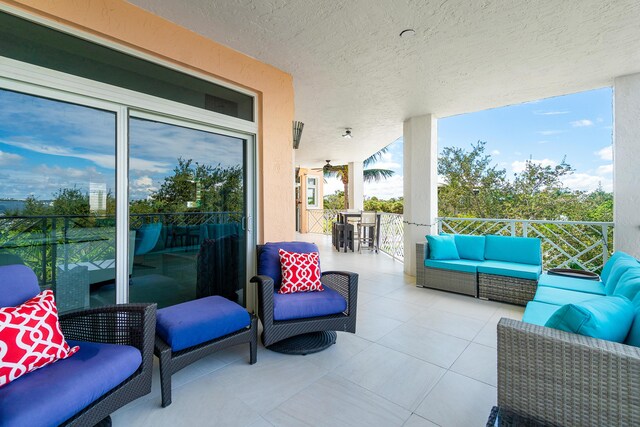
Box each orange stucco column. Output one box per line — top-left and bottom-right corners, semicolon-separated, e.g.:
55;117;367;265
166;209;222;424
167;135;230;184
2;0;295;243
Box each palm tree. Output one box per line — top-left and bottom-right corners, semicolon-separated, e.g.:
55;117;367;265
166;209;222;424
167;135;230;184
324;147;395;209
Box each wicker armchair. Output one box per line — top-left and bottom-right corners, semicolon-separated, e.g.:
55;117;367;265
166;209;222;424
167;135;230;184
497;318;640;427
251;244;358;347
58;303;157;426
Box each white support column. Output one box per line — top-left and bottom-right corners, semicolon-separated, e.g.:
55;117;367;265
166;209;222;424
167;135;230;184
403;114;438;275
348;161;364;210
614;73;640;258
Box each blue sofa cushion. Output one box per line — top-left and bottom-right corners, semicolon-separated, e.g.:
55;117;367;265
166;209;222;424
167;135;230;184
624;309;640;347
605;259;640;295
477;260;542;280
426;235;459;260
545;295;635;342
601;251;635;284
156;296;250;352
452;234;485;261
533;286;602;306
0;340;141;427
613;268;640;302
0;264;40;307
537;273;605;295
484;235;542;266
258;242;320;287
273;286;347;321
522;301;562;326
424;259;483;274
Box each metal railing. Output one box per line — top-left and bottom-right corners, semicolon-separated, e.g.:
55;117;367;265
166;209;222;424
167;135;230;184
438;217;614;272
305;210;615;271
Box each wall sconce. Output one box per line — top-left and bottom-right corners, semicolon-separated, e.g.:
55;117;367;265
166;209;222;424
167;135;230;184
293;121;304;149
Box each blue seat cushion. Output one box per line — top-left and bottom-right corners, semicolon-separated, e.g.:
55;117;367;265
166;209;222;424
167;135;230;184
601;252;636;284
484;235;542;266
605;259;640;295
545;295;635;342
424;259;483;274
533;286;603;306
156;296;250;352
537;273;605;295
522;301;562;326
613;268;640;303
450;234;485;261
258;242;320;287
624;308;640;347
0;340;141;427
426;234;460;260
273;286;347;321
477;260;542;280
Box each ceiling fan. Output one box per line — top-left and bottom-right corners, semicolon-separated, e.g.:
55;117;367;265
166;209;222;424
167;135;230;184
312;160;333;173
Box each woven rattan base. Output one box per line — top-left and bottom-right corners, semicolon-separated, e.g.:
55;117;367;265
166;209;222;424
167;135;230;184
478;273;537;306
266;331;337;355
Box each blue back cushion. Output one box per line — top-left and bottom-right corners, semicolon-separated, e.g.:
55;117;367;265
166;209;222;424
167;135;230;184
605;258;640;295
613;268;640;302
625;309;640;347
484;235;542;266
426;235;460;260
452;234;485;261
0;264;40;307
545;295;635;342
601;252;635;284
258;242;320;287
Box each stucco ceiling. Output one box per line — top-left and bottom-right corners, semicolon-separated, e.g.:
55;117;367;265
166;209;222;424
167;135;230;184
130;0;640;168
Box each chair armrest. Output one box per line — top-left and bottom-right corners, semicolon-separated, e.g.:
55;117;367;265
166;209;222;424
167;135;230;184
497;317;640;427
250;275;275;326
321;271;358;316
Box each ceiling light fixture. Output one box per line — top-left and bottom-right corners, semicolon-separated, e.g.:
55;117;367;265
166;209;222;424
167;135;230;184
342;128;353;139
399;29;416;38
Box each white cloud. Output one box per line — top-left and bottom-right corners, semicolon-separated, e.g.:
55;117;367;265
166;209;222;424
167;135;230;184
563;173;612;192
511;159;557;173
534;110;570;115
595;146;613;161
570;119;594;127
0;150;22;166
597;164;613;175
323;177;343;196
491;150;501;155
537;140;549;144
364;174;404;199
537;130;564;136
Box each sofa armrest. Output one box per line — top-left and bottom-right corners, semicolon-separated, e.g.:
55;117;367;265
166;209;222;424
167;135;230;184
250;274;275;326
497;317;640;427
321;270;358;316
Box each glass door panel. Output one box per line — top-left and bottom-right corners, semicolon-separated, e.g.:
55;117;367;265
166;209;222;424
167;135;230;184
128;116;246;308
0;88;117;313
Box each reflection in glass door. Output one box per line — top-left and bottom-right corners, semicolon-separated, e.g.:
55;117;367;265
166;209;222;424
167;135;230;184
127;116;246;308
0;88;117;313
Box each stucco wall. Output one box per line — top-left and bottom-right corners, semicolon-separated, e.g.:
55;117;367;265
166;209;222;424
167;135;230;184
3;0;295;243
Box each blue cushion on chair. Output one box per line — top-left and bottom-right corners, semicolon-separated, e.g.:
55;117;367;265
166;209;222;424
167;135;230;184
0;340;141;427
451;234;485;261
258;242;320;287
544;295;635;342
273;286;347;321
426;235;460;260
533;286;601;306
0;264;40;307
477;260;542;280
624;308;640;347
537;273;605;295
424;259;483;274
522;301;562;326
484;235;541;266
613;268;640;302
601;252;636;284
605;258;640;295
156;296;250;352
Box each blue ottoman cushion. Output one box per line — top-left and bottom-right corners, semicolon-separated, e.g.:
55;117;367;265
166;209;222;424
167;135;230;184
258;242;320;288
537;273;605;295
533;286;601;306
0;340;141;427
273;286;347;321
156;296;250;352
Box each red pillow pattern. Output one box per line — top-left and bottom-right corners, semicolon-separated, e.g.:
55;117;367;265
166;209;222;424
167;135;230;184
278;249;324;294
0;290;79;387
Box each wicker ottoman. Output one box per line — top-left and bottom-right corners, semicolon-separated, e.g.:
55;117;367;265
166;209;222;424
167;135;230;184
478;273;537;306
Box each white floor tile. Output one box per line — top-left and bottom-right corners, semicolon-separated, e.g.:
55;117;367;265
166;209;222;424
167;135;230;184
450;342;497;386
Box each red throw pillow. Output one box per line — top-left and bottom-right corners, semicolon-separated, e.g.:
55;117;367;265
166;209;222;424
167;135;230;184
278;249;324;294
0;290;79;387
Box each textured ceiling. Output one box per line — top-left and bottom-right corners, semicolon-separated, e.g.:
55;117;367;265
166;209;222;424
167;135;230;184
130;0;640;167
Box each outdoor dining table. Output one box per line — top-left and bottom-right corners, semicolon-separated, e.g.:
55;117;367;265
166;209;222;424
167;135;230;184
333;211;381;253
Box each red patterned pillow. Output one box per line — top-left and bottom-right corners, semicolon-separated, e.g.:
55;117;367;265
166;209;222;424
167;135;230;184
278;249;324;294
0;290;79;387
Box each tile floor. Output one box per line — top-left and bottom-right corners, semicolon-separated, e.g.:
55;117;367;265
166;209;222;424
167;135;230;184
112;234;524;427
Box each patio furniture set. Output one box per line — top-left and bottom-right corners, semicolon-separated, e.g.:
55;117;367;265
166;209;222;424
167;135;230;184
332;210;380;253
0;241;357;426
418;233;640;426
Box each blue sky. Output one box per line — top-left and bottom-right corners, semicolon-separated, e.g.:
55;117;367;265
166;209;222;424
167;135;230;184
325;87;614;198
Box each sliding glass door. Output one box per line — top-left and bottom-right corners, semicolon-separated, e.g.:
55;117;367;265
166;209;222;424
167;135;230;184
125;115;247;308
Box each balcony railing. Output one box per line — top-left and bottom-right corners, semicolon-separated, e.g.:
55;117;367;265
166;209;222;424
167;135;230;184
306;210;614;271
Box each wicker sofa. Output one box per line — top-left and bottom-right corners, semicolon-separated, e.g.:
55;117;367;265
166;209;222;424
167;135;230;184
416;234;542;305
497;251;640;426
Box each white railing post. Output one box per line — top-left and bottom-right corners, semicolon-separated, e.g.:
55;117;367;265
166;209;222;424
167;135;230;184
510;220;516;236
522;221;528;237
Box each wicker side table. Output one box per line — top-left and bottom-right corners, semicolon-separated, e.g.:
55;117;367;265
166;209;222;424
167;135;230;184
478;273;537;306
